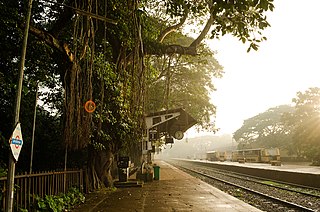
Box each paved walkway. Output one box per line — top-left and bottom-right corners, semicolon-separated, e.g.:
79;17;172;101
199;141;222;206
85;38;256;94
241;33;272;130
73;161;261;212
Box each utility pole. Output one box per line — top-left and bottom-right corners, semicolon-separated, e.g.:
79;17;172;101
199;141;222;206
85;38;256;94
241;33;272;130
5;0;33;211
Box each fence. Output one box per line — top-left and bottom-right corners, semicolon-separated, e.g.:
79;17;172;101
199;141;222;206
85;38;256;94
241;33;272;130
0;169;85;211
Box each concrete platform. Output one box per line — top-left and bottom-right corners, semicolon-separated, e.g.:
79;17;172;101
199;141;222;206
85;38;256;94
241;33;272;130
207;160;320;174
73;161;261;212
177;159;320;188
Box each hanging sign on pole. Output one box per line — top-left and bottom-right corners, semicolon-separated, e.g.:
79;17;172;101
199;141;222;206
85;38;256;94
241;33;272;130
9;123;23;162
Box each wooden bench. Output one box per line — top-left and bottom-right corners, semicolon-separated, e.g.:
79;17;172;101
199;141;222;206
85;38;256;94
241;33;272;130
270;160;281;166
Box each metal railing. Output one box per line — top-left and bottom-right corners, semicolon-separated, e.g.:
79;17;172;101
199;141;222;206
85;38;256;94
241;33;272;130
0;169;84;211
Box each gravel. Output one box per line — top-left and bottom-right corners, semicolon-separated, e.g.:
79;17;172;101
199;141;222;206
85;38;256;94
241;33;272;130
168;160;319;212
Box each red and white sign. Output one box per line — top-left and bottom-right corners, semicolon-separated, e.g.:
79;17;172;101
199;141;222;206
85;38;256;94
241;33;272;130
9;123;23;162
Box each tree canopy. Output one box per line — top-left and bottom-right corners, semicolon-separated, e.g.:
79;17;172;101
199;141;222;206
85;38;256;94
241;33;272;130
283;87;320;164
145;33;223;132
233;105;294;149
0;0;275;186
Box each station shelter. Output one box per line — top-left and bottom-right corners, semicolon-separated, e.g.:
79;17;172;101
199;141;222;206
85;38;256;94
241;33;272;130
142;108;197;163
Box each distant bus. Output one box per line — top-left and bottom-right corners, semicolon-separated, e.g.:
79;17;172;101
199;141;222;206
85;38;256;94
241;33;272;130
206;151;226;162
206;148;280;163
232;148;280;163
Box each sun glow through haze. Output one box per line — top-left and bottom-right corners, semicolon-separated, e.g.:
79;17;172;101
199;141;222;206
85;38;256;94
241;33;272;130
190;0;320;136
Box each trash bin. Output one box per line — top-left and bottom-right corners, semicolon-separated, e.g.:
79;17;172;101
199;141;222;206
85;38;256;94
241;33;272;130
153;165;160;180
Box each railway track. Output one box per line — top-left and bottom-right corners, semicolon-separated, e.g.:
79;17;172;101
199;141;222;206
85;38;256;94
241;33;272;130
199;165;320;198
168;160;319;212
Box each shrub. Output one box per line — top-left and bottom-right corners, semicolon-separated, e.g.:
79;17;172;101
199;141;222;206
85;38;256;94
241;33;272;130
33;187;85;211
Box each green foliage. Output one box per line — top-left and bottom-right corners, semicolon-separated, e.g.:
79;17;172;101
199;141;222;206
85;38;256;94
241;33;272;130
234;87;320;164
0;0;275;184
149;0;274;52
283;87;320;163
0;0;64;171
233;105;294;149
145;32;223;132
208;0;273;52
90;53;141;154
0;165;7;177
33;187;85;212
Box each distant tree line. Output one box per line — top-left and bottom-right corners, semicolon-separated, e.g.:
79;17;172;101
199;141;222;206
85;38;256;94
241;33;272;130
233;87;320;165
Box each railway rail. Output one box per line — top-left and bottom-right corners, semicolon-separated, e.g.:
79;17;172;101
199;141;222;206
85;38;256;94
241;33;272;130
168;160;319;212
199;165;320;198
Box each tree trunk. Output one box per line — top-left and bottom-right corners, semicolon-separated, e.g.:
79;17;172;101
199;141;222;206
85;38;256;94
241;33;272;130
87;145;114;190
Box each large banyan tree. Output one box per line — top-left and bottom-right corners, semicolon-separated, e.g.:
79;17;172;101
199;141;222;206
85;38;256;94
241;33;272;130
12;0;274;189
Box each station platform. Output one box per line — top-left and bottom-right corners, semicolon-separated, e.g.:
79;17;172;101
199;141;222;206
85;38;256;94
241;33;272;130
204;160;320;174
73;161;261;212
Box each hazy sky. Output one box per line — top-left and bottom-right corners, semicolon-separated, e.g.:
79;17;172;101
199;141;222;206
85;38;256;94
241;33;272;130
190;0;320;136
